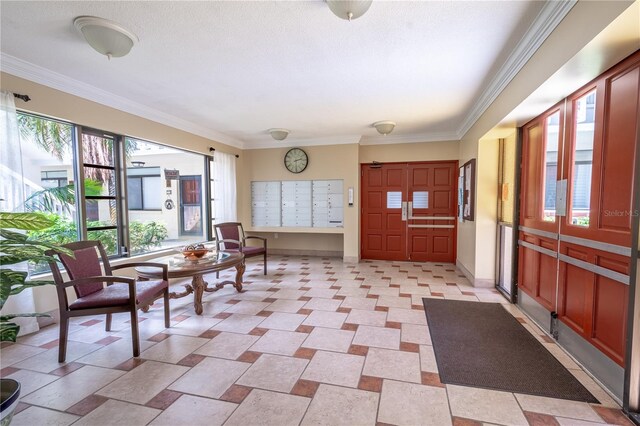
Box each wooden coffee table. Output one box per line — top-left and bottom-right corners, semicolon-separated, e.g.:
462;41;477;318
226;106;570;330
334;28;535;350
135;251;245;315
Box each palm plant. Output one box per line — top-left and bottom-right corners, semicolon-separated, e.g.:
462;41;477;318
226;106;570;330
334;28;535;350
0;212;72;341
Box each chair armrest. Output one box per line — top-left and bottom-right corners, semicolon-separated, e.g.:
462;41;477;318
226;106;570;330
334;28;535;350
62;275;135;290
219;238;243;248
112;262;169;281
244;236;267;248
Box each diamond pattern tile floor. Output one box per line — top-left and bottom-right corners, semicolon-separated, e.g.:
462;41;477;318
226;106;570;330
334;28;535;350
1;256;629;425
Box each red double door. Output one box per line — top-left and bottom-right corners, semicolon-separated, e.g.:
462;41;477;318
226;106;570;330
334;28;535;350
361;161;457;263
518;52;639;367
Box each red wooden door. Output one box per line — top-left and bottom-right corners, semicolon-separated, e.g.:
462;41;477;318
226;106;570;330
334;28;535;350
361;161;457;263
407;162;457;262
518;51;639;367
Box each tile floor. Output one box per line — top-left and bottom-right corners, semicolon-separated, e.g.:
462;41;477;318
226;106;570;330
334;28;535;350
1;256;632;426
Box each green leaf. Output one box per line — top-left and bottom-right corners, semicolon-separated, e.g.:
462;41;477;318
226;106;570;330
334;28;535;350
0;239;74;259
0;229;28;242
0;321;19;342
10;280;54;295
0;212;54;231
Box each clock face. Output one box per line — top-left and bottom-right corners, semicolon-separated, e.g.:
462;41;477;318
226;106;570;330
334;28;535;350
284;148;308;173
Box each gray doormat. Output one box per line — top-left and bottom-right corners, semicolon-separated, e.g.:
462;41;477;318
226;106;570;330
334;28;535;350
422;298;598;403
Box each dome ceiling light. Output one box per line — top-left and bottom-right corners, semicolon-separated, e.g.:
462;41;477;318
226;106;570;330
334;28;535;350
373;121;396;135
327;0;373;21
269;128;290;141
74;16;139;60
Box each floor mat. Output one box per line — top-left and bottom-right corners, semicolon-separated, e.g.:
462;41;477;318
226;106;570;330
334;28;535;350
422;298;598;403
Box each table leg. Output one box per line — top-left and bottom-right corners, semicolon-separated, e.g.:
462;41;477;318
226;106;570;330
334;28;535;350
192;274;205;315
234;261;245;292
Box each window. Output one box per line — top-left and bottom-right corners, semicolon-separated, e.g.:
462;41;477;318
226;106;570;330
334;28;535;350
127;167;162;210
570;91;596;226
542;111;560;222
2;111;214;273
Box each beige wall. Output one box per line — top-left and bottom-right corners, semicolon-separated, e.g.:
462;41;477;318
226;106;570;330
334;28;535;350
240;144;360;260
359;141;459;164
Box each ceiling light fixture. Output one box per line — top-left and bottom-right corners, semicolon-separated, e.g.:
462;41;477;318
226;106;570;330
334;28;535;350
269;128;290;141
373;121;396;135
327;0;373;21
74;16;138;60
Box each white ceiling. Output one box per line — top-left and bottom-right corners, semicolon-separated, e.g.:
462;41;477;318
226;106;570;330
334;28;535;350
1;1;565;149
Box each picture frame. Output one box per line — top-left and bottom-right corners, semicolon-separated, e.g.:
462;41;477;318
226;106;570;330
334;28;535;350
462;158;476;221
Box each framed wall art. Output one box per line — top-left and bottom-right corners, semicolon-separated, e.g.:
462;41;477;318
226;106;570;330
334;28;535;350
462;158;476;221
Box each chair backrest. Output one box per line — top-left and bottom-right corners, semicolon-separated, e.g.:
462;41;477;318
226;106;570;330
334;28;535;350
48;241;111;298
214;222;244;250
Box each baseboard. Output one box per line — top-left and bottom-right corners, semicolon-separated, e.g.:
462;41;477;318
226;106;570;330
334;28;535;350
268;248;343;258
343;256;359;264
456;260;494;288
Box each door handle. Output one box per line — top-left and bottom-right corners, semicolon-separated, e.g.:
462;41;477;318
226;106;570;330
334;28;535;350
408;201;413;220
401;201;408;221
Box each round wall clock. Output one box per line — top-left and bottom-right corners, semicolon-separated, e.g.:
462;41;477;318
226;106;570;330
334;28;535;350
284;148;309;173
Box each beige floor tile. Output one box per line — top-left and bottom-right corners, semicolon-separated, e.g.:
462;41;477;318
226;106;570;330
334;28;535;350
225;301;271;315
18;324;79;347
23;365;124;410
14;341;102;373
140;334;208;363
237;353;308;392
194;331;259;359
163;316;223;336
225;389;310;426
301;384;379;425
11;406;79;426
169;357;250;398
362;347;421;383
97;360;189;404
544;344;582;370
213;313;266;334
515;394;602;422
149;394;237;426
399;285;431;296
345;309;387;326
303;298;342;312
401;323;431;345
73;399;160;426
419;344;438;372
377;295;412;309
302;310;348;329
303;288;338;299
447;384;528;425
76;338;155;368
250;329;308;356
271;289;307;300
570;370;620;408
302;327;355;353
5;369;58;397
352;325;401;349
264;299;306;313
386;307;427;325
379;379;452;425
301;350;365;388
367;287;400;297
259;312;307;331
340;296;377;310
0;343;47;366
336;287;370;297
67;323;120;344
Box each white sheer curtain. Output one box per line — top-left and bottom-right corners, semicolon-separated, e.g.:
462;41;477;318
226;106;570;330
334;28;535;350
213;151;237;223
0;91;39;336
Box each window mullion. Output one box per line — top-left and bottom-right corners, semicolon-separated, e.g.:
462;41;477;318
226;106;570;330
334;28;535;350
73;126;88;241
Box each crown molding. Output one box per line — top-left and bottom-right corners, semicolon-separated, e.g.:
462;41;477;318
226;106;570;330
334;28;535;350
244;135;362;150
0;53;246;149
456;0;577;139
359;131;460;146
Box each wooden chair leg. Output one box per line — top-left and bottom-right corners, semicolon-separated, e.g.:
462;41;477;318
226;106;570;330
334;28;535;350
163;289;170;328
216;271;219;279
105;313;112;331
130;309;140;357
58;315;69;363
264;252;267;275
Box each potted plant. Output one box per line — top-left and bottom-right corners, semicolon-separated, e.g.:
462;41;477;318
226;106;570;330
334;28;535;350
0;212;72;425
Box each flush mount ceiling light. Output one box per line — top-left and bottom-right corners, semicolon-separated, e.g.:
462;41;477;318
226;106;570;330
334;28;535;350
74;16;138;60
373;121;396;135
269;128;290;141
327;0;373;21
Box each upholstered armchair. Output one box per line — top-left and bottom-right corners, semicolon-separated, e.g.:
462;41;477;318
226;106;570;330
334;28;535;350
47;241;170;362
214;222;267;275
